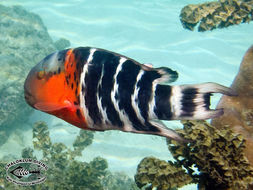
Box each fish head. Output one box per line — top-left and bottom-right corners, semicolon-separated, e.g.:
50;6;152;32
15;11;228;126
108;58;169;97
24;51;66;109
24;49;86;128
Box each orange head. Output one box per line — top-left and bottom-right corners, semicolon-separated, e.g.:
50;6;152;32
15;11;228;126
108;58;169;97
24;49;87;129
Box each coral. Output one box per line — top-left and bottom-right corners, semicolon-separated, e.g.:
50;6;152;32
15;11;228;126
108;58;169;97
31;121;106;189
32;121;52;157
54;38;71;50
180;0;253;31
212;45;253;187
0;131;7;147
135;120;253;189
167;120;253;190
135;157;193;190
0;121;137;190
212;46;253;163
72;129;94;158
0;4;57;145
102;172;139;190
21;147;36;160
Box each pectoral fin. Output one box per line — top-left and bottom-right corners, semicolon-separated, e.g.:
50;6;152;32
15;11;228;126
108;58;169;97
34;100;72;112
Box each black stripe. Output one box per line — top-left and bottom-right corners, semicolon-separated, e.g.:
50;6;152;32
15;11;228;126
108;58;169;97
154;85;172;120
204;93;211;109
117;60;147;131
84;50;103;125
180;88;197;117
73;47;91;71
114;60;160;132
137;70;161;121
95;50;123;127
114;63;161;132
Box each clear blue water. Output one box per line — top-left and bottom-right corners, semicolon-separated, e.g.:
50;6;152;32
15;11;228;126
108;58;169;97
1;0;253;189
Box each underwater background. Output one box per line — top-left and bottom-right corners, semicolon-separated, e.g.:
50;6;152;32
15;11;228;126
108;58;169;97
0;0;253;189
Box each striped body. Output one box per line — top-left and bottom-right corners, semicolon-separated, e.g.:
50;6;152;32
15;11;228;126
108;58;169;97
77;48;175;132
24;47;235;142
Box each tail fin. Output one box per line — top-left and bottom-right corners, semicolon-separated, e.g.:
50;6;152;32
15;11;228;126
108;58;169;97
170;82;236;120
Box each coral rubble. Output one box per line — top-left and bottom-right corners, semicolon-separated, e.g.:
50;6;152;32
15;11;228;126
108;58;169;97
135;157;192;190
180;0;253;31
0;4;57;145
135;120;253;189
0;121;138;189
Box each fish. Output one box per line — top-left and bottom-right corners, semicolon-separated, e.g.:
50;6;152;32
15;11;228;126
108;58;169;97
24;47;235;142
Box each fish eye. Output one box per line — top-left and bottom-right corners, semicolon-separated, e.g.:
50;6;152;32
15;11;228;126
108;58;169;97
37;70;46;80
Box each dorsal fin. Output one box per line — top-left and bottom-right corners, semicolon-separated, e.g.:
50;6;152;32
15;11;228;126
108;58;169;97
141;64;178;84
155;67;178;83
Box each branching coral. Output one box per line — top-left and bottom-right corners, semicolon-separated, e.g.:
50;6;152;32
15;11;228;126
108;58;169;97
135;121;253;189
102;172;140;190
180;0;253;31
168;120;253;189
0;121;138;190
135;157;192;190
